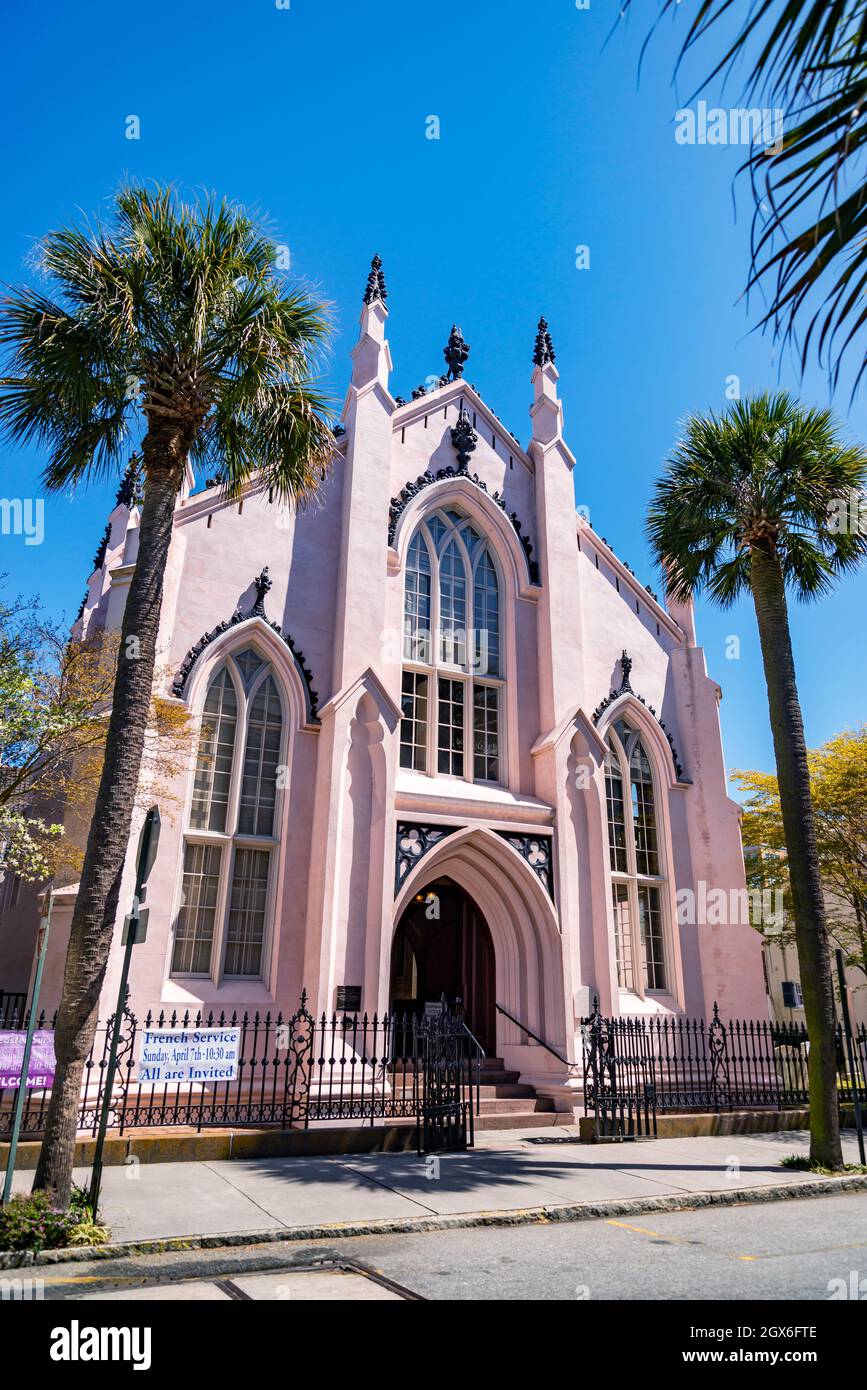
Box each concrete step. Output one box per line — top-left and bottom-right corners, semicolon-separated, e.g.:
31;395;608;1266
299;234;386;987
474;1110;575;1131
390;1077;528;1099
476;1083;537;1099
477;1096;556;1115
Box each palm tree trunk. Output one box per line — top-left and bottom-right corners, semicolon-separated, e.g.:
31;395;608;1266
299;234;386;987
32;458;181;1207
750;544;844;1169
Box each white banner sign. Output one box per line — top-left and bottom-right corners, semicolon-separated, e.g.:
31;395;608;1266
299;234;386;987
138;1027;241;1083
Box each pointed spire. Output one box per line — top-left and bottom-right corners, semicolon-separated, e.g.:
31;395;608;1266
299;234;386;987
362;254;387;305
443;325;470;381
351;256;392;390
532;316;556;368
530;316;563;446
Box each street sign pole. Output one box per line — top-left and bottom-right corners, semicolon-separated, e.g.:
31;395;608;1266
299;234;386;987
836;947;865;1166
1;887;54;1206
88;806;160;1214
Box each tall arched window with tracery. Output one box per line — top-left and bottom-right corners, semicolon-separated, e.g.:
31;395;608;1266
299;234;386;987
172;645;285;981
400;507;503;783
604;717;668;995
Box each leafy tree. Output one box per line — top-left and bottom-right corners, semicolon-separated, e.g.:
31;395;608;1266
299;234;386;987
622;0;867;393
647;391;867;1169
0;589;191;883
736;726;867;986
0;186;334;1206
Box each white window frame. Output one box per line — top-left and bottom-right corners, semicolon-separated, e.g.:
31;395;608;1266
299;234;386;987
400;508;506;786
172;649;287;984
605;719;670;999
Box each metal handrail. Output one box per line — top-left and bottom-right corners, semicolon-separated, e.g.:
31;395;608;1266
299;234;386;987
495;1001;582;1073
456;1018;485;1120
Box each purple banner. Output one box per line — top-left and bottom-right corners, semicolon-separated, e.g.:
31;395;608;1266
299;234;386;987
0;1031;56;1089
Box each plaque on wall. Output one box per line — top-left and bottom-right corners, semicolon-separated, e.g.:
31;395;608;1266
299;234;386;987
336;986;362;1014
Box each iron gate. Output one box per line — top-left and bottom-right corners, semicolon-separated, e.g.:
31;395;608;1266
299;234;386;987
418;1005;475;1153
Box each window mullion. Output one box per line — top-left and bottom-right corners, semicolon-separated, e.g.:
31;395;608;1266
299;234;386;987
430;546;441;773
463;677;472;781
466;568;475;783
211;841;234;984
630;879;647;1000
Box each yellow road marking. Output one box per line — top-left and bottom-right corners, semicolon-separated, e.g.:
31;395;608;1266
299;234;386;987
606;1220;663;1237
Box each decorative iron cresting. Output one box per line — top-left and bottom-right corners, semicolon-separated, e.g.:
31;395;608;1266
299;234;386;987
115;457;143;508
591;650;687;782
395;822;461;895
494;831;554;899
171;568;319;720
387;461;540;585
92;523;112;573
591;530;661;606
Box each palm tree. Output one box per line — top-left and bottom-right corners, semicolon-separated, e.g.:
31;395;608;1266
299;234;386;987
647;392;867;1170
0;186;334;1206
622;0;867;394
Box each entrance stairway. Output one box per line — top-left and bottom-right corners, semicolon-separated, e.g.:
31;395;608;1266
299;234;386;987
473;1056;574;1131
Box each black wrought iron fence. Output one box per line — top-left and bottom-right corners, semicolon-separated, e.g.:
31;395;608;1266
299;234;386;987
0;993;481;1152
0;992;27;1025
582;999;867;1139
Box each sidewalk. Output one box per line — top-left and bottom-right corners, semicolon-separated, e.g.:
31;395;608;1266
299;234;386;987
8;1126;866;1247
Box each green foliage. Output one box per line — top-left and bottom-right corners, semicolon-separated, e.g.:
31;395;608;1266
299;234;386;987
0;590;111;882
735;726;867;981
647;392;867;606
0;183;335;502
0;1187;109;1253
781;1153;867;1174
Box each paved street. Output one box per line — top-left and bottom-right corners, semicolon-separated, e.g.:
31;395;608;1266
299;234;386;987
8;1127;865;1244
26;1190;867;1301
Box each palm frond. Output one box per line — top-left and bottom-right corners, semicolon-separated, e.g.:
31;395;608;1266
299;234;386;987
0;184;334;496
620;1;867;394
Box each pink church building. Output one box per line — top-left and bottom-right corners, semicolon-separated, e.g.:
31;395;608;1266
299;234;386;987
3;258;767;1114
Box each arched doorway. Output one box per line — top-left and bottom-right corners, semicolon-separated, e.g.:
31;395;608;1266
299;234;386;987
390;878;496;1055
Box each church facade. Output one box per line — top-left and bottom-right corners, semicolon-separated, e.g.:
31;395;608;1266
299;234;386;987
21;259;767;1107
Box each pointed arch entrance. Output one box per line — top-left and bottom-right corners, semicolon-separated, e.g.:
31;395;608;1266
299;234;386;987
390;877;496;1054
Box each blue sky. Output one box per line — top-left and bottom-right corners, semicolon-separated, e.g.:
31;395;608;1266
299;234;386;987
0;0;864;787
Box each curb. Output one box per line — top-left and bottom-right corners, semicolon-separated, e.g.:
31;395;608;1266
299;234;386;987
3;1171;866;1270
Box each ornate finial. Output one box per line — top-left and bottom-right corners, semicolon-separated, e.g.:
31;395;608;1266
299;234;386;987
618;649;633;693
251;566;272;618
532;316;556;368
362;254;387;305
451;401;478;472
443;324;470;381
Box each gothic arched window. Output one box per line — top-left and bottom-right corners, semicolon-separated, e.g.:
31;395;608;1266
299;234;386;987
400;508;503;783
604;718;667;994
172;646;285;981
